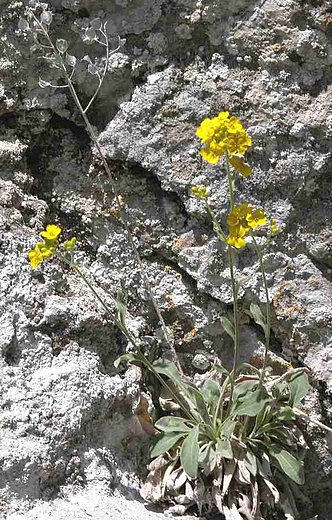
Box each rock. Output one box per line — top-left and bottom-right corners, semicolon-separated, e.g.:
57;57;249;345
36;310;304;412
1;0;332;518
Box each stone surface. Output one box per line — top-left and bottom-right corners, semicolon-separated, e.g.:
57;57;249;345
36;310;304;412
0;0;332;518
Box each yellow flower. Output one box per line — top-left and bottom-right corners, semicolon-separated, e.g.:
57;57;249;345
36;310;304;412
226;203;267;249
62;237;77;251
28;243;44;269
229;155;252;178
38;241;55;259
270;218;280;236
247;208;267;229
226;233;247;249
196;112;252;164
40;224;62;242
191;185;208;200
28;240;56;268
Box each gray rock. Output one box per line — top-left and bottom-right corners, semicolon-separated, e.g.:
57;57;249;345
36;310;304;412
1;0;332;518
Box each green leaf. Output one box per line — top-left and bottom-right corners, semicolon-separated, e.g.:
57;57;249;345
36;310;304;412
233;380;258;401
154;416;192;433
153;362;202;422
186;383;212;426
220;316;235;340
268;445;305;485
114;353;139;368
244;449;257;476
116;289;127;327
199;442;217;474
216;437;233;459
202;380;221;414
214;364;231;377
238;362;261;376
150;431;185;458
220;418;237;439
180;426;199;478
234;389;271;417
152;360;183;386
272;380;288;399
249;303;267;334
287;371;310;407
254;403;272;432
277;406;296;422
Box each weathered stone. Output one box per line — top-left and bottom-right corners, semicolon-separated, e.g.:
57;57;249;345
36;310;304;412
1;0;332;518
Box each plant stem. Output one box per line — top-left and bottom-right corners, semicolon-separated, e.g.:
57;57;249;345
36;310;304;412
206;204;227;243
206;155;240;409
57;252;196;422
225;153;235;211
225;153;240;403
295;409;332;434
252;235;271;384
228;246;240;380
33;15;181;373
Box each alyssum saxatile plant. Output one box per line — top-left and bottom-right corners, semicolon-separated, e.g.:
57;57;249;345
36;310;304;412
23;6;331;520
20;4;181;372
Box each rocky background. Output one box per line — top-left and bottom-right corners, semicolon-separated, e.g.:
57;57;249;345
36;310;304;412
0;0;332;518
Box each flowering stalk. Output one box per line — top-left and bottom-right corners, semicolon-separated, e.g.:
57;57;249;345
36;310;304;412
224;153;241;384
195;113;253;406
30;12;181;373
252;236;271;384
225;153;235;211
227;248;240;380
59;256;196;420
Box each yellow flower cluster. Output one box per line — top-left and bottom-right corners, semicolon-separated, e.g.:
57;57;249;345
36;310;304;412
28;224;62;268
196;111;252;174
226;204;267;249
191;185;208;200
270;218;280;236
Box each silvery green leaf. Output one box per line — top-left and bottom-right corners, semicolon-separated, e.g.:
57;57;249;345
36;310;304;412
244;449;257;476
38;78;52;88
233;380;258;401
152;360;182;385
40;11;53;25
216;437;233;459
150;431;185;458
235;389;271;417
186;383;212;425
220;316;235;341
90;17;102;30
268;445;304;485
287;370;310;407
82;55;92;64
154;416;192;433
85;27;96;41
88;63;99;75
56;38;68;53
66;54;76;67
277;406;296;421
18;17;29;31
220;418;237;439
113;353;138;368
180;426;199;478
249;303;267;333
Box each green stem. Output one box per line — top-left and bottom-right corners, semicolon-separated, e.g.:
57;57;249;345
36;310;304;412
225;153;235;211
60;254;134;341
252;236;271;384
206;155;240;410
58;252;196;421
225;153;240;405
206;204;227;243
32;14;182;373
294;408;332;434
228;245;240;380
